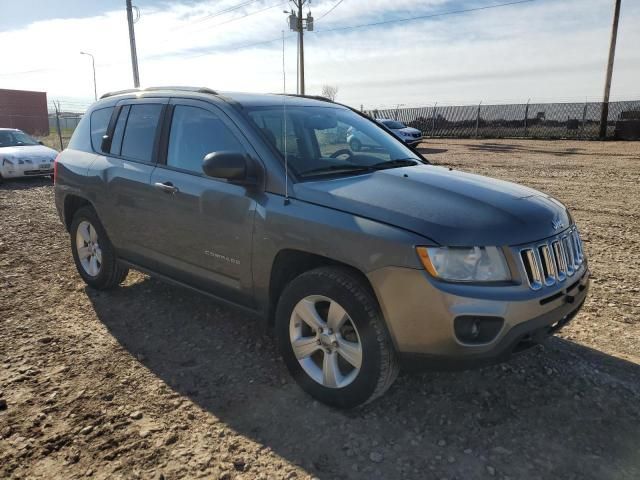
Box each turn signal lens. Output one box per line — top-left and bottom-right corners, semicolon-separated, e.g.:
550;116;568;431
416;247;439;277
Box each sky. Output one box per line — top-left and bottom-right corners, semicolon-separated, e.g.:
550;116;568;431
0;0;638;111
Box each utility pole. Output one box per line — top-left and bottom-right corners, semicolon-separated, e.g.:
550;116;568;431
599;0;622;139
126;0;141;88
287;1;313;95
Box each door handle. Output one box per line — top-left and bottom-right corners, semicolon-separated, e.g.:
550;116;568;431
154;181;179;194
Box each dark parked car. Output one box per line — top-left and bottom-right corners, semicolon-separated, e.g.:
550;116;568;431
54;87;589;408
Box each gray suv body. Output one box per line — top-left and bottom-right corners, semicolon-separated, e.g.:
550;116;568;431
55;87;590;408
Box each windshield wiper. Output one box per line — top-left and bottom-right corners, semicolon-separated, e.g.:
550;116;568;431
301;164;375;177
370;158;419;169
301;159;420;177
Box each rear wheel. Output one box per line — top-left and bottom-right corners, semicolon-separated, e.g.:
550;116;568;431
276;267;398;408
70;206;128;289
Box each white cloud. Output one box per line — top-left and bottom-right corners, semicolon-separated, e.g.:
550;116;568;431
0;0;638;109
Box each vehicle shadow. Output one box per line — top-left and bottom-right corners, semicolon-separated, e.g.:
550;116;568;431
0;177;53;190
86;277;640;479
416;146;448;155
460;142;594;158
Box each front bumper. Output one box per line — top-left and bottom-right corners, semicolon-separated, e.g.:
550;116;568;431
368;263;589;370
1;164;54;178
404;137;423;146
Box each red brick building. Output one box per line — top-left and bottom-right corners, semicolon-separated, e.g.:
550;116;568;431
0;88;49;136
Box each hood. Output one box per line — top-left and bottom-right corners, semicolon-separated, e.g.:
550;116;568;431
293;165;571;246
0;145;58;161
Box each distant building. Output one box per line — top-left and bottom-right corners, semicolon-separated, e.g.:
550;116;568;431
0;88;49;136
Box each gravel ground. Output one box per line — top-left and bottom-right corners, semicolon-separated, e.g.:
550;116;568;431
1;139;639;480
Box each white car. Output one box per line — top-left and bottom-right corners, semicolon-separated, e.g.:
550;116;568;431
347;119;423;151
0;128;58;183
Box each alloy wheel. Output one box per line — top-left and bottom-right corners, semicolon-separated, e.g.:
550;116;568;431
76;220;102;277
289;295;363;389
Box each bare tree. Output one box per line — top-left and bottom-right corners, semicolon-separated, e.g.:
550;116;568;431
321;85;339;101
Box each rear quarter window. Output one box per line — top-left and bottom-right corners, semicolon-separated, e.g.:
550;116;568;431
90;107;114;153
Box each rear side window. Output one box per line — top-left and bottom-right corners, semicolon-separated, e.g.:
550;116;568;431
121;104;163;162
90;107;114;152
166;105;245;174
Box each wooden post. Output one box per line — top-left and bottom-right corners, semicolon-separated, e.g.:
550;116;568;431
599;0;622;139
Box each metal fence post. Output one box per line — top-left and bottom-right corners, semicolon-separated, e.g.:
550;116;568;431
54;101;63;150
524;99;530;137
475;101;482;138
431;103;437;137
581;101;588;137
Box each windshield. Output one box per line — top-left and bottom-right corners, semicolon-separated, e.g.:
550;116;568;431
381;120;406;129
0;130;40;147
246;106;423;179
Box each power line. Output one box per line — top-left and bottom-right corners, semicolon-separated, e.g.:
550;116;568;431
167;0;263;32
315;0;536;33
317;0;345;21
132;0;538;64
164;0;287;41
0;0;539;77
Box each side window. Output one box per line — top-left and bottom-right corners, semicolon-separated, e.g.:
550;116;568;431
166;105;245;174
121;104;163;162
90;107;114;153
109;105;130;156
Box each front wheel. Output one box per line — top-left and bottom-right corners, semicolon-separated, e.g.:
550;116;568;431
70;206;128;289
276;267;398;408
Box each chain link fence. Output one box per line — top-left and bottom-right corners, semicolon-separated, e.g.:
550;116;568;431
367;100;640;140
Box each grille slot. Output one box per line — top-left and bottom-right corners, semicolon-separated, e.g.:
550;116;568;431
562;236;575;276
519;228;584;290
520;249;543;290
538;244;556;286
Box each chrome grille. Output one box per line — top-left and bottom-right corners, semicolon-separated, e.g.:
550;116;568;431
519;228;585;290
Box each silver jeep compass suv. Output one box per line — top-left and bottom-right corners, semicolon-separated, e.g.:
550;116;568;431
54;87;589;408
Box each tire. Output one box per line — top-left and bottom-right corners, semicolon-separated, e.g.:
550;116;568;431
70;206;128;290
276;266;399;408
349;138;362;152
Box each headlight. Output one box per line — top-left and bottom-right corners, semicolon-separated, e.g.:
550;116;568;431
2;158;14;166
416;246;511;282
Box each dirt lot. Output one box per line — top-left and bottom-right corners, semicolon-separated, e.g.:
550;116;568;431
1;139;639;480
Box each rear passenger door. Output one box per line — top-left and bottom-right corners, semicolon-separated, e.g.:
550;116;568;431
100;98;168;261
145;99;258;306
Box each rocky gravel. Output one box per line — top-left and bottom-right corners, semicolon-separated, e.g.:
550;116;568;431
1;139;639;479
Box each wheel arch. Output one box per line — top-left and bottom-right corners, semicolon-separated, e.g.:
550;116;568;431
63;194;94;232
267;248;378;327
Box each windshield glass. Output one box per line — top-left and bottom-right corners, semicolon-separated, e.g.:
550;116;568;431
246;106;423;179
381;120;405;129
0;130;40;147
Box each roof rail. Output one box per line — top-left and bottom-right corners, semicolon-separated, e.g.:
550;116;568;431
99;86;217;100
275;93;334;104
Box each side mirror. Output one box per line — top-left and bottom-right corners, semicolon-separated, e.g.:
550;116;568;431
202;151;253;184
